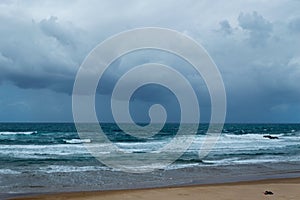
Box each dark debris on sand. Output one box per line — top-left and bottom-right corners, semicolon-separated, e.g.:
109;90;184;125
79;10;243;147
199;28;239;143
264;190;274;195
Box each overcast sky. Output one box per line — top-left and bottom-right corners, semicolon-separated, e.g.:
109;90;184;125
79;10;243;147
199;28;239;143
0;0;300;123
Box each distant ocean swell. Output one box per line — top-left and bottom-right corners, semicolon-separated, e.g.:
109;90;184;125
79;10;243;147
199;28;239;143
0;123;300;174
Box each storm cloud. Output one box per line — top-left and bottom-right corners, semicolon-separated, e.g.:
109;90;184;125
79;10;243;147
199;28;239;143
0;0;299;122
0;14;89;94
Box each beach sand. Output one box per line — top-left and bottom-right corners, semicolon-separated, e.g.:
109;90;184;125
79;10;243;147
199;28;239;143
11;177;300;200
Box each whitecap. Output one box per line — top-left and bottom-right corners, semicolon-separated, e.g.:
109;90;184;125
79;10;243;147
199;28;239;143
0;131;37;135
0;169;21;174
63;139;92;144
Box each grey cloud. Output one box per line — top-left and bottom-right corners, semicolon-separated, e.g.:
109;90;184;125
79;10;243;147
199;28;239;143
0;15;89;94
207;11;300;122
1;1;300;122
238;11;273;46
39;16;76;46
219;20;232;35
288;17;300;32
96;50;209;104
238;11;272;31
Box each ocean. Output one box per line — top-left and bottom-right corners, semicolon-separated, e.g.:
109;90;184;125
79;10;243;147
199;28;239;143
1;123;300;197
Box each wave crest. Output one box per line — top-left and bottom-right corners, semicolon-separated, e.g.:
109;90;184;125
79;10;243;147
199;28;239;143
0;131;37;135
63;139;91;144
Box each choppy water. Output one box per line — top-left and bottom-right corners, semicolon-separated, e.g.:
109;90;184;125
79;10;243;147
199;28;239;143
0;123;300;195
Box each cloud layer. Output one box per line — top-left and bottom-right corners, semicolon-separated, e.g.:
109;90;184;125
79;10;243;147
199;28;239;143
0;0;299;122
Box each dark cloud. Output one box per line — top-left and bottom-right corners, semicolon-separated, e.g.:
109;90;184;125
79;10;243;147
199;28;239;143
0;1;299;122
0;15;89;94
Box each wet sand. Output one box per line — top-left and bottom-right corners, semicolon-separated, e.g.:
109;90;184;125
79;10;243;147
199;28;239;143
11;177;300;200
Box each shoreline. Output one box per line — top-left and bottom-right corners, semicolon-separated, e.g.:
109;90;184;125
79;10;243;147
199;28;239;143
9;177;300;200
3;161;300;199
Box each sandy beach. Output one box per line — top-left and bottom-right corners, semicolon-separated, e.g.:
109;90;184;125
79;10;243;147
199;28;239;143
11;177;300;200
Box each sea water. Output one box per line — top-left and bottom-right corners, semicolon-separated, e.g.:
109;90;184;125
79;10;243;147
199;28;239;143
1;123;300;195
